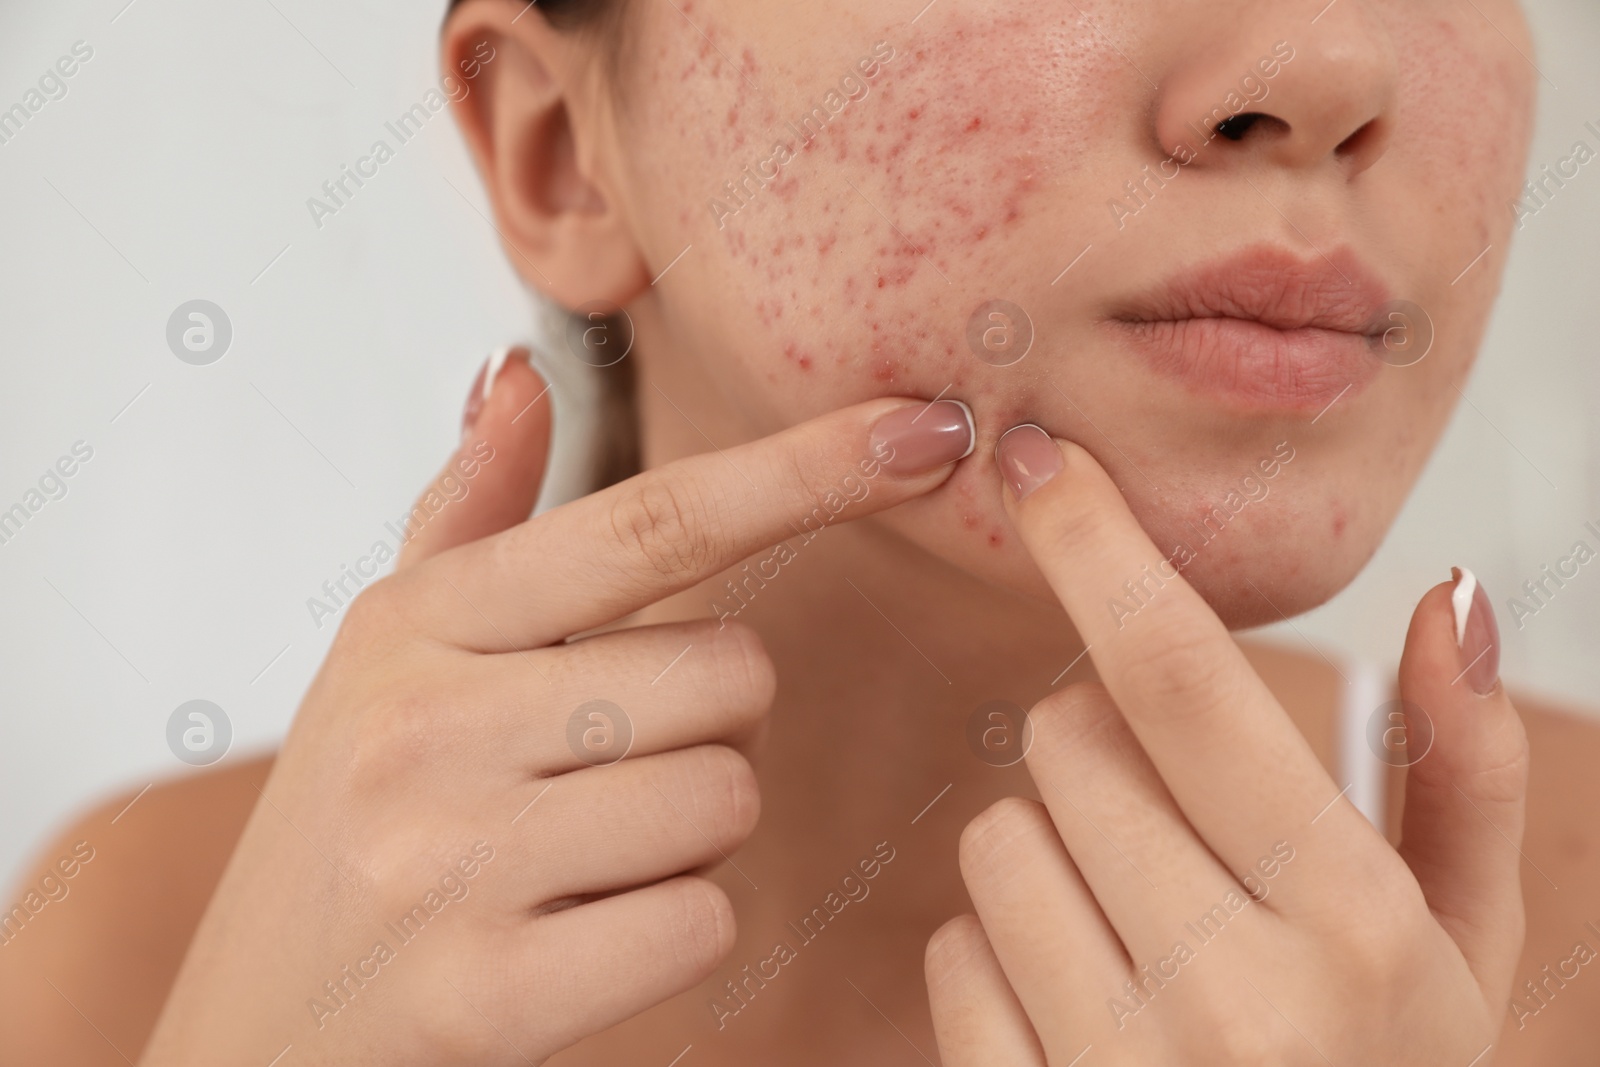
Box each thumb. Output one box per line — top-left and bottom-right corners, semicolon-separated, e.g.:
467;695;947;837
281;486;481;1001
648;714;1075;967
397;347;553;569
1395;567;1529;999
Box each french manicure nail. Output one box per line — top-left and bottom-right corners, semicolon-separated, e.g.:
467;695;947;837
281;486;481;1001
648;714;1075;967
1451;566;1500;696
996;424;1063;501
461;346;515;439
870;400;976;476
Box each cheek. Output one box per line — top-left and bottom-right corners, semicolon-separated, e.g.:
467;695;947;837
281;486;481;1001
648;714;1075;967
1388;8;1533;250
1366;4;1533;430
633;8;1126;410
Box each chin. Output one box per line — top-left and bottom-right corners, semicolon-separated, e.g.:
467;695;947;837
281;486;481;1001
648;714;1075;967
877;435;1390;634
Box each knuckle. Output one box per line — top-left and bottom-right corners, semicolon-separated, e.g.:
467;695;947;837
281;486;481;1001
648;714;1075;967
777;444;858;514
1307;875;1429;990
608;477;715;583
959;796;1052;883
334;575;404;648
416;1000;503;1063
1043;466;1123;544
1120;615;1239;717
1029;683;1125;757
1462;712;1531;805
343;688;446;796
1201;1013;1285;1066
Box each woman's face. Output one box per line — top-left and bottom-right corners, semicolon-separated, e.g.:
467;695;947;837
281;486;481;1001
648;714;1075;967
550;0;1534;626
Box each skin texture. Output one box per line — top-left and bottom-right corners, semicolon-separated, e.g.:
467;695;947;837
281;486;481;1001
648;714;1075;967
7;1;1600;1066
573;0;1535;629
924;433;1529;1063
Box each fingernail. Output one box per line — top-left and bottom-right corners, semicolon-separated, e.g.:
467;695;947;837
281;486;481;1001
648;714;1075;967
461;346;516;439
996;424;1063;501
1451;566;1500;696
870;400;975;476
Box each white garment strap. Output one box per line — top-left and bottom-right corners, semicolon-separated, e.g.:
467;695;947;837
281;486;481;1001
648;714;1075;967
1339;659;1389;830
522;300;614;516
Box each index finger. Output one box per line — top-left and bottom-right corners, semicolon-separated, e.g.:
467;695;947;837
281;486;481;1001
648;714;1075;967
402;396;974;651
994;425;1372;873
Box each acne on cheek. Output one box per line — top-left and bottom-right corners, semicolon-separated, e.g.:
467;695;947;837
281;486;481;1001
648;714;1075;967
656;11;1112;390
1392;14;1531;240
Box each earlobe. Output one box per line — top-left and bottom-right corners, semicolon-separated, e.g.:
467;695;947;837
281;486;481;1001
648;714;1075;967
441;0;649;312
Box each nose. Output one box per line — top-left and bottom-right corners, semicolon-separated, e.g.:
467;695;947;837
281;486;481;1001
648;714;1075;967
1152;1;1398;177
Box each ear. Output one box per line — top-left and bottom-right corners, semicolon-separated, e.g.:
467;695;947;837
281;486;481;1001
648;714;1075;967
442;0;649;310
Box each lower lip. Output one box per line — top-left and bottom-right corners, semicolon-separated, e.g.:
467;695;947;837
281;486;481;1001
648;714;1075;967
1107;317;1381;412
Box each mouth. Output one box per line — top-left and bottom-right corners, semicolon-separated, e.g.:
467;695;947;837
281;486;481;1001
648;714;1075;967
1101;244;1396;413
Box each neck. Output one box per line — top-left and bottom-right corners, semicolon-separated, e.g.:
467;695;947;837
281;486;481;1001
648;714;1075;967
629;331;1093;927
622;321;1345;937
617;334;1356;1043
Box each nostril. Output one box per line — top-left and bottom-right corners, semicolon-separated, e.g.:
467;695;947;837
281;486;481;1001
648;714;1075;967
1215;113;1264;141
1336;118;1383;157
1213;112;1289;142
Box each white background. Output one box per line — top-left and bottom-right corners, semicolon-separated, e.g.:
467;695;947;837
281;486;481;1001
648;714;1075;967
1;0;1597;884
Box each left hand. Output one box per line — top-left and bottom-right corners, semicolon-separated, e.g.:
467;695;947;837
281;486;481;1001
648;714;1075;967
926;427;1528;1065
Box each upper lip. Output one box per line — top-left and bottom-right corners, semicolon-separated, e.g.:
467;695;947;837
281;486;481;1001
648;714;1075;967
1108;244;1394;336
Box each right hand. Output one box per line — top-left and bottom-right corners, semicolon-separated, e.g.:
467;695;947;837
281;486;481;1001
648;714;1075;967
138;350;974;1066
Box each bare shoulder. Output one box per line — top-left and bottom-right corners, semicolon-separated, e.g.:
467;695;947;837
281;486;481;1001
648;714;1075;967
1498;689;1600;1065
0;754;273;1066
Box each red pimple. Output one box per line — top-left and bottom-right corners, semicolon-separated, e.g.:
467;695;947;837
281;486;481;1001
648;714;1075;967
782;342;814;372
988;531;1004;548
